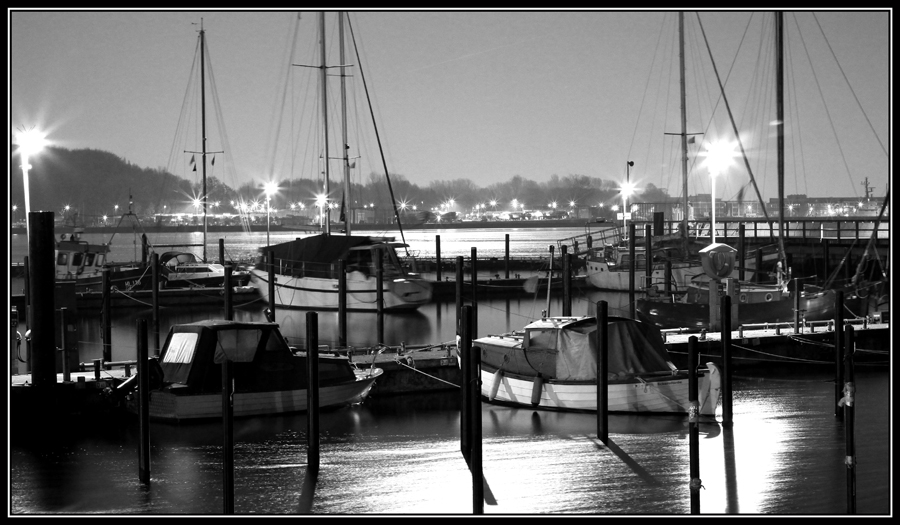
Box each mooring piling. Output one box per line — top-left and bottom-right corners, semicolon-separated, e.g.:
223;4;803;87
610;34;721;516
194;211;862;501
834;290;844;419
224;265;233;320
596;300;609;445
628;222;636;319
722;294;733;427
376;254;384;344
471;247;478;338
688;335;701;514
460;305;483;514
267;249;276;322
842;324;857;514
435;235;442;282
137;318;150;485
151;251;160;353
306;311;321;475
338;259;347;347
221;357;235;514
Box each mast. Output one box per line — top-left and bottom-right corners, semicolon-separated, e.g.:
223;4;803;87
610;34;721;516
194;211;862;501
679;12;689;256
775;12;787;266
340;12;352;236
200;22;208;261
320;12;331;235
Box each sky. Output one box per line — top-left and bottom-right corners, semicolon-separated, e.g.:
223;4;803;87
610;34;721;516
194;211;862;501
9;9;892;205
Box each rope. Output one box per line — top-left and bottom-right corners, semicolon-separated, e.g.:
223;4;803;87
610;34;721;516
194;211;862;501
636;376;689;411
389;358;460;388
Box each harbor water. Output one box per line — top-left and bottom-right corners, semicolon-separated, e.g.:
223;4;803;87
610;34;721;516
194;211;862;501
8;227;892;515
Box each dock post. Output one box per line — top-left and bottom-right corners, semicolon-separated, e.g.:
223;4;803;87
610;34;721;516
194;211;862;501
28;212;56;388
224;265;233;321
456;256;464;334
137;319;150;485
504;234;510;279
722;295;733;427
688;336;701;514
793;279;801;334
267;250;276;322
738;224;746;281
59;308;70;382
471;247;478;339
842;324;856;514
460;303;471;464
596;301;608;445
306;312;320;475
376;254;384;344
629;223;636;319
562;247;571;317
435;235;442;282
219;238;225;265
834;291;844;419
645;224;652;289
102;267;112;364
546;245;554;316
151;252;160;354
338;260;347;347
221;358;234;514
462;306;483;514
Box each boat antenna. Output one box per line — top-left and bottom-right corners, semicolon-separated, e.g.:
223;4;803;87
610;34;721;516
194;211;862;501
346;15;409;255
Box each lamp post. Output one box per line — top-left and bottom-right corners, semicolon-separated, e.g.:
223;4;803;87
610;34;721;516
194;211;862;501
700;140;738;244
264;182;278;247
14;128;48;241
621;161;635;236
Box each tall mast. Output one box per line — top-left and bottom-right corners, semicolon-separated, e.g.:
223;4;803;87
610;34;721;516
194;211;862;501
679;12;689;256
200;21;208;261
775;12;787;264
340;12;351;236
320;12;331;235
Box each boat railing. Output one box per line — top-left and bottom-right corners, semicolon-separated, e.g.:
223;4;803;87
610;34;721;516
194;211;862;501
273;258;404;281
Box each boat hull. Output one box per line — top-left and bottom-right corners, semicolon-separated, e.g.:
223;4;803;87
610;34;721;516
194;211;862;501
250;269;431;311
139;368;381;422
480;363;720;416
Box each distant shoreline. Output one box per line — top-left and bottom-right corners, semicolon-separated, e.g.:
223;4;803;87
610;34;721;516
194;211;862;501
9;218;611;236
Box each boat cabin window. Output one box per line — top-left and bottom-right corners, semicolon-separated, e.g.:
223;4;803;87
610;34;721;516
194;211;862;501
84;253;95;267
524;329;557;351
57;253;68;266
162;332;199;364
71;252;84;268
213;328;265;363
95;254;106;267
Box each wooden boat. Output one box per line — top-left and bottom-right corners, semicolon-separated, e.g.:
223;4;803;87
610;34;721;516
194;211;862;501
474;315;720;415
123;319;381;422
249;234;432;311
159;251;250;288
55;227;150;292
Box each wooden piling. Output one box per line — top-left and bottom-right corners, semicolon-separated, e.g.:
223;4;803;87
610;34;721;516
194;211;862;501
456;256;464;333
151;252;160;353
137;319;150;485
722;295;733;427
738;224;746;281
338;259;347;347
59;308;70;382
224;265;233;321
562;247;571;317
794;280;801;334
219;238;225;265
221;358;234;514
629;223;636;319
460;298;471;464
102;267;112;364
435;235;442;282
596;301;608;444
645;224;652;288
834;290;844;419
463;306;484;514
306;312;320;475
28;212;56;387
471;247;478;339
546;245;554;316
267;250;276;322
688;335;701;514
843;324;856;514
376;254;384;344
504;234;510;279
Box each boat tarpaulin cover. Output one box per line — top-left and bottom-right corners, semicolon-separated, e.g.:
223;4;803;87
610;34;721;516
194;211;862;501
264;234;373;265
555;317;672;381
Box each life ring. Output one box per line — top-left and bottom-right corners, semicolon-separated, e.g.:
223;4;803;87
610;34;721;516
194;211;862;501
739;293;748;303
765;293;773;302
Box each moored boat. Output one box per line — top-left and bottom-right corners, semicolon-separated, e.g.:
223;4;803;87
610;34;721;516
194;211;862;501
122;319;381;422
159;251;250;288
249;234;432;311
475;315;720;415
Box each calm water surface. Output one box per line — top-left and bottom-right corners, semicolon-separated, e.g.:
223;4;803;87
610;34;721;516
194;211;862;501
8;227;891;515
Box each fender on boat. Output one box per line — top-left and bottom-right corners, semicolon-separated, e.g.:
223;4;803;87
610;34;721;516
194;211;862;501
489;369;503;400
531;373;544;406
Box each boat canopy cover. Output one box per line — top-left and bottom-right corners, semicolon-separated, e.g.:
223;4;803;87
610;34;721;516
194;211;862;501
481;316;673;381
159;251;201;267
263;234;376;264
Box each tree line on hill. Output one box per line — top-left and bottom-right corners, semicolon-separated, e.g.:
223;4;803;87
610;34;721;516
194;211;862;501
9;145;676;221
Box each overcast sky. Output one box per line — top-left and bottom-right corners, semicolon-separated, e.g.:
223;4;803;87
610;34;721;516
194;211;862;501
9;9;891;204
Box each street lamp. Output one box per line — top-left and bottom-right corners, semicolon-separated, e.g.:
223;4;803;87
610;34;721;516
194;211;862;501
700;139;738;243
14;128;49;240
621;161;635;235
264;181;278;246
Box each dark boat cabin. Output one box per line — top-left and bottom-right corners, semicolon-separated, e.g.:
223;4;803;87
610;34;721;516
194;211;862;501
157;320;357;395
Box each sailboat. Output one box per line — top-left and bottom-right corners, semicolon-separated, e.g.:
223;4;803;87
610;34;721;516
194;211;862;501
249;12;432;311
635;12;881;330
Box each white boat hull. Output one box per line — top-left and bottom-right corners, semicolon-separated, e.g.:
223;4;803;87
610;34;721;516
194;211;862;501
585;256;771;291
143;368;382;422
250;269;431;311
480;364;720;415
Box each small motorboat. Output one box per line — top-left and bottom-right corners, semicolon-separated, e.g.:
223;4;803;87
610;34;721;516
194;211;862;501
122;319;381;422
474;315;720;415
159;251;250;288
